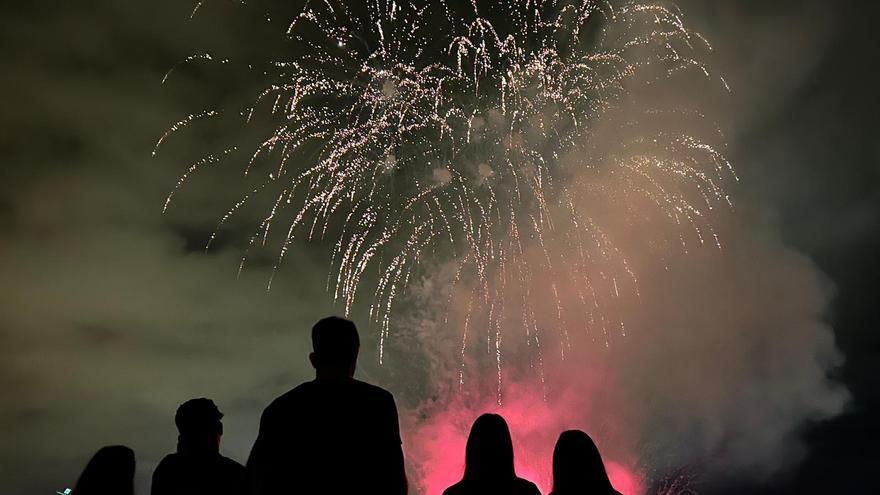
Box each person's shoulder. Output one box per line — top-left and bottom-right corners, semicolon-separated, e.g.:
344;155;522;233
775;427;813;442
265;382;315;411
352;379;394;400
218;454;245;471
352;379;399;413
280;380;316;399
513;477;541;495
156;452;181;465
152;453;181;476
441;481;466;495
216;454;245;484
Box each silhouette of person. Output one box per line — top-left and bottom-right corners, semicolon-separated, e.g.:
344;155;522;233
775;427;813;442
549;430;622;495
151;398;245;495
71;445;135;495
246;316;407;495
443;413;540;495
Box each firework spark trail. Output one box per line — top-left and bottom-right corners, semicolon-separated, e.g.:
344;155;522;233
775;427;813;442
161;53;229;84
159;0;734;391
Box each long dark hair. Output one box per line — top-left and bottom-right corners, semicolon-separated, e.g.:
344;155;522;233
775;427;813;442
552;430;617;494
71;445;135;495
462;413;517;483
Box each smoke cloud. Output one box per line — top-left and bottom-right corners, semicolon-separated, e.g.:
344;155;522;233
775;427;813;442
0;1;851;494
387;1;850;492
393;207;848;494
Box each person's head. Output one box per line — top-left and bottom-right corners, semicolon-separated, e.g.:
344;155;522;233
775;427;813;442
175;398;223;451
552;430;615;494
309;316;360;379
462;413;516;483
71;445;135;495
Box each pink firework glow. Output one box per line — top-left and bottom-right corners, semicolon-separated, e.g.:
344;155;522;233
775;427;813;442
406;378;644;495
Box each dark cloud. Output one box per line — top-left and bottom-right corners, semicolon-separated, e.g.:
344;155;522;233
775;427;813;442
0;2;346;492
1;1;876;494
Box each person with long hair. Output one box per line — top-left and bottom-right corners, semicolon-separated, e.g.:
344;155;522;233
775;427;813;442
550;430;622;495
443;413;540;495
71;445;135;495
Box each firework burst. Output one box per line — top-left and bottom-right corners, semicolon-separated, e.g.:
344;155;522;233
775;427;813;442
158;0;734;396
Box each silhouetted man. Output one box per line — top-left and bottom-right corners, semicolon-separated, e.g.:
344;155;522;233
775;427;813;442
151;398;244;495
246;316;407;495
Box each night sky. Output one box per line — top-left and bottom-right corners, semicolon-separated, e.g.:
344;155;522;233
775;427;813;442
1;1;877;494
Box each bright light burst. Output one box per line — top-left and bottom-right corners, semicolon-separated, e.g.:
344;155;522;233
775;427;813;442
159;0;734;393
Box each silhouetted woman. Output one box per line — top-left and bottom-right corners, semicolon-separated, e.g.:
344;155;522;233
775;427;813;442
550;430;622;495
443;413;540;495
71;445;135;495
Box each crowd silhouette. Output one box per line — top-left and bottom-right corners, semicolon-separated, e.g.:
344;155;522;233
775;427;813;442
68;316;622;495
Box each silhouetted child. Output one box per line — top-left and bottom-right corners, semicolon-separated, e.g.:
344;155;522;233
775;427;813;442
151;398;244;495
246;316;407;495
443;413;541;495
550;430;622;495
71;445;135;495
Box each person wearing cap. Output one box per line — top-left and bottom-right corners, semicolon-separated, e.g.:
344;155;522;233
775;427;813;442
151;398;245;495
246;316;408;495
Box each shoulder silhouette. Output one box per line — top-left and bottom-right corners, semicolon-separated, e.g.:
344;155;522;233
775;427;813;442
151;398;244;495
72;445;135;495
550;430;622;495
443;413;540;495
246;316;407;495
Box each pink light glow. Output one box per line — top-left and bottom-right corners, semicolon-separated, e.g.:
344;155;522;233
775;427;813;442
406;381;645;495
